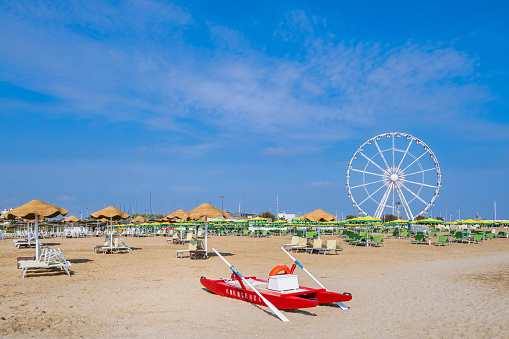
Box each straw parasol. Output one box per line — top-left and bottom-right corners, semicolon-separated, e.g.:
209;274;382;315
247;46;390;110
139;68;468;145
90;206;129;247
5;200;68;259
300;209;337;239
166;209;189;221
188;203;229;220
131;216;148;223
90;206;129;220
188;203;230;254
300;209;337;222
63;215;83;223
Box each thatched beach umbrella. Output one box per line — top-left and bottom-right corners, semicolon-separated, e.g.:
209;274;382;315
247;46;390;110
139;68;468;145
164;210;189;237
188;203;230;254
131;216;148;223
166;209;189;221
90;206;129;246
5;200;68;259
63;215;84;234
63;215;83;222
301;209;337;239
301;209;337;222
131;216;148;234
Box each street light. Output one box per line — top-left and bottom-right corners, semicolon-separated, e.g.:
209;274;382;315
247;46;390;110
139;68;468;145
219;195;225;211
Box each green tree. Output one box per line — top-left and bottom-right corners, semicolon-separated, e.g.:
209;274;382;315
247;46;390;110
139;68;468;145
130;213;163;219
346;215;357;220
415;215;426;221
259;211;276;221
436;216;444;221
382;214;398;223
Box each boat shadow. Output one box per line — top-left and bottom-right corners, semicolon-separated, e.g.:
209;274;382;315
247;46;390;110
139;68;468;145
207;252;235;257
201;289;318;319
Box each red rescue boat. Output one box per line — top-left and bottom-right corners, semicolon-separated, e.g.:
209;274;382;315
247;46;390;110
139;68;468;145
201;262;352;310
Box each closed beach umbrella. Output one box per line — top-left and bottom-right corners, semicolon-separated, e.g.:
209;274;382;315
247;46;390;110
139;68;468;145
188;203;230;254
5;200;69;260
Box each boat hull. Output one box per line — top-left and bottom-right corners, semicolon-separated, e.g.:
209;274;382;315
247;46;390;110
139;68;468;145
200;277;352;310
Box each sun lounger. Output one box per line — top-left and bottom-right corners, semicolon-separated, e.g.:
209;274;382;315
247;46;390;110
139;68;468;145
178;233;196;245
467;234;484;244
288;237;309;252
370;235;385;247
350;235;369;246
432;235;450;246
94;237;131;254
166;234;180;244
282;236;300;249
398;230;409;239
306;239;327;255
174;240;204;259
496;231;508;238
450;231;465;243
321;239;344;255
410;233;427;244
18;245;71;278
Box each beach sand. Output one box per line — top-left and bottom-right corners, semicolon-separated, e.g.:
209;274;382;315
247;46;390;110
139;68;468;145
1;234;508;338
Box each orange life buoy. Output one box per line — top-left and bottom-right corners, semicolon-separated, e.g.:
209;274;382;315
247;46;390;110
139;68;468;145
269;265;291;276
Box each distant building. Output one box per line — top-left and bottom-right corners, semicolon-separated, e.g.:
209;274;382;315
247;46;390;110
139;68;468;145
1;208;12;218
228;212;257;220
278;211;296;221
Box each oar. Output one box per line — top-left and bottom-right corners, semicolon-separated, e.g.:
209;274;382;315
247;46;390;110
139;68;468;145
281;247;349;310
212;248;289;322
281;246;326;289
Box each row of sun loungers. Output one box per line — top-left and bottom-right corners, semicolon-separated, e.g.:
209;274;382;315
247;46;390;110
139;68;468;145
282;236;345;255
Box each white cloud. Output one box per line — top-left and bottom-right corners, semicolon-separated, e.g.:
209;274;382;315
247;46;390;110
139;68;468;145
0;3;495;146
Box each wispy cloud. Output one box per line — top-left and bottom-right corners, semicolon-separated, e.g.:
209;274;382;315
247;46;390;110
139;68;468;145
0;2;495;147
307;181;339;189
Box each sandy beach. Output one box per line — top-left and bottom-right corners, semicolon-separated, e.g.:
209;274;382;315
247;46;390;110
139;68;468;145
1;233;508;338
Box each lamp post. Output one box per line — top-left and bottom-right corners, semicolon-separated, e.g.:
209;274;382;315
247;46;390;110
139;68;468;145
219;195;225;211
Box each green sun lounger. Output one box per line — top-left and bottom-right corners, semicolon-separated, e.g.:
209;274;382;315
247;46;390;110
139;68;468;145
432;235;450;246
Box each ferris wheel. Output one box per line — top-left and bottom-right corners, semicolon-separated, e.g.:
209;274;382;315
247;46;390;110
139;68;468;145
346;132;441;220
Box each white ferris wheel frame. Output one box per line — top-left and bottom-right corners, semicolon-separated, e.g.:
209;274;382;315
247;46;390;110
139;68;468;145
346;132;441;220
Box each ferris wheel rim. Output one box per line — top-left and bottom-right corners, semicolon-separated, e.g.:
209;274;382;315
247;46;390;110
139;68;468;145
346;132;441;220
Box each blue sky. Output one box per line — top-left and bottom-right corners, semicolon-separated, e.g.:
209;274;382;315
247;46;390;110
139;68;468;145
1;0;508;220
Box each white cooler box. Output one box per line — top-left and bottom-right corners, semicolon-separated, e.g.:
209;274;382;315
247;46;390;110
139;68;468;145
267;274;299;292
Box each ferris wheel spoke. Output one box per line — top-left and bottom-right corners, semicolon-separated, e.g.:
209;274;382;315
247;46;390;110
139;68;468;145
399;182;429;206
400;179;436;189
392;134;395;169
400;152;427;173
359;152;388;174
396;139;413;171
374;185;392;219
357;182;388;207
350;168;386;177
350;179;387;189
401;168;436;177
374;139;390;171
395;183;414;220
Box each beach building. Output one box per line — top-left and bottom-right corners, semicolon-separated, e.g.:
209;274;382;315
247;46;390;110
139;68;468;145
278;211;296;221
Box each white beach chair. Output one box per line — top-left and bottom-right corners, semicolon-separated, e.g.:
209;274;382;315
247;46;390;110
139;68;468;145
18;245;72;278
